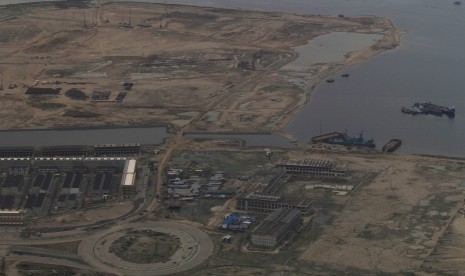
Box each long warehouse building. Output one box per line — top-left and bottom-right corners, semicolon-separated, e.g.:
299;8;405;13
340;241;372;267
121;159;137;197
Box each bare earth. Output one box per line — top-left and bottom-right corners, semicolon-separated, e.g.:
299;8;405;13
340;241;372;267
5;1;465;276
0;1;401;132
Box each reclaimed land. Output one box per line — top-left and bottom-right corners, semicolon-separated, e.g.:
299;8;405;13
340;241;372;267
0;0;401;133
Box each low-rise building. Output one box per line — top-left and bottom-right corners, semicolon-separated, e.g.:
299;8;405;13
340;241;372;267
0;210;26;226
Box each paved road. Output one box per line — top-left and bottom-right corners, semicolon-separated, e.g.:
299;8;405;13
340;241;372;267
1;220;213;276
79;221;214;276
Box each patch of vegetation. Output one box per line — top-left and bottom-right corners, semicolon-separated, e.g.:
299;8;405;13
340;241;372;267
63;109;101;118
16;262;75;274
109;230;180;263
29;240;81;255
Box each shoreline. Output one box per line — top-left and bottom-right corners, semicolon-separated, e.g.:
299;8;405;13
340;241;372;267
276;18;405;138
0;1;404;151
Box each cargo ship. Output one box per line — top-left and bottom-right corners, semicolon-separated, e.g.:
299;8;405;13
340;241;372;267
401;102;455;117
314;131;376;148
382;139;402;153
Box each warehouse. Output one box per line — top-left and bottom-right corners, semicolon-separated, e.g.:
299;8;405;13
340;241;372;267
92;172;115;194
121;159;137;197
251;208;302;248
84;157;127;172
61;172;82;194
32;157;84;173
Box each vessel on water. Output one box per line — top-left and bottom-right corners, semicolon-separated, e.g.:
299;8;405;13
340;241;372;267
401;106;421;115
313;131;375;148
382;139;402;153
326;79;335;83
310;132;345;143
401;102;455;117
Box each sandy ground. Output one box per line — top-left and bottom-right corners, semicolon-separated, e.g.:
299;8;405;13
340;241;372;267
293;150;465;273
0;1;401;132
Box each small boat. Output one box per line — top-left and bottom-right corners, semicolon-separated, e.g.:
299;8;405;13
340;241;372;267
341;73;350;77
454;1;461;5
326;79;335;83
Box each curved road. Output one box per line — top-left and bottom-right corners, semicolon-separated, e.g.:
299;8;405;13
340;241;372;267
1;220;214;276
80;221;213;276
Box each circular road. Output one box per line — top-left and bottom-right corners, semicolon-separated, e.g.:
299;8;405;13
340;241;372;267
79;221;214;276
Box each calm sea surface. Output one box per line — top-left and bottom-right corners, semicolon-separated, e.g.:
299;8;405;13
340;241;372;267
2;0;465;156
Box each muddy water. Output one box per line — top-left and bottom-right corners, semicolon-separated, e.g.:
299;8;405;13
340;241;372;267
0;127;171;147
283;32;382;71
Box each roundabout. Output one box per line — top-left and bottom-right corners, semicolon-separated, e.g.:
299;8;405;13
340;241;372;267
79;221;214;276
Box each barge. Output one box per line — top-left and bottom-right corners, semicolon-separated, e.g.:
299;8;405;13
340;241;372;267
382;139;402;153
312;131;375;148
310;132;345;143
402;102;455;117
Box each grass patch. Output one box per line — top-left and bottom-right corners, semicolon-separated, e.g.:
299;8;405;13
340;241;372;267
63;109;101;118
28;240;81;255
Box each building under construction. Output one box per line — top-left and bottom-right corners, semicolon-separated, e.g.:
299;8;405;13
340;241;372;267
94;144;140;156
0;157;127;173
0;144;141;158
38;146;89;157
0;147;34;158
251;208;302;247
236;192;312;214
278;159;348;177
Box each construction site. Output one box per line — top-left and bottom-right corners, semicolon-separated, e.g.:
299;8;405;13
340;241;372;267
0;137;465;275
2;1;465;276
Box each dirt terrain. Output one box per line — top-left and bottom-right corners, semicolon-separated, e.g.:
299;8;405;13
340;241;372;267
161;146;465;275
2;139;465;275
9;1;465;276
0;1;400;132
